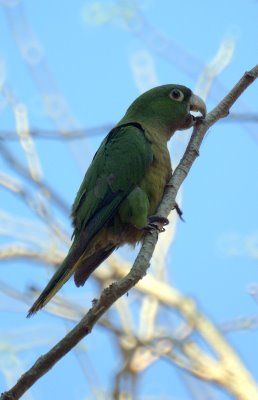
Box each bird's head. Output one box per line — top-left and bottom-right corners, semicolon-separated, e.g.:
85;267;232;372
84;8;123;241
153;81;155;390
123;84;206;140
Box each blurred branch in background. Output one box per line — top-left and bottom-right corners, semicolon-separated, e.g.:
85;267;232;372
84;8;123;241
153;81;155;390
83;0;258;148
0;111;257;141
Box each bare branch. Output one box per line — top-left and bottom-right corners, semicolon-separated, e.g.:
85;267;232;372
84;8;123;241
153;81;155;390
0;141;69;214
1;65;258;400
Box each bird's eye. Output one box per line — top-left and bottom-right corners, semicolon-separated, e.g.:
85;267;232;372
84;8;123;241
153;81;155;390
169;89;184;102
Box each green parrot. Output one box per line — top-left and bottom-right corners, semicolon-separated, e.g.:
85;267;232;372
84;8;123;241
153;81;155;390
27;84;206;316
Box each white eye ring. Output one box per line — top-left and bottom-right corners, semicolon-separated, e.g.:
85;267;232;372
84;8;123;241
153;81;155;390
169;89;184;102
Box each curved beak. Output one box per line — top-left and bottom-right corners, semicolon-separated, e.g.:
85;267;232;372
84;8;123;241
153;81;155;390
189;93;206;117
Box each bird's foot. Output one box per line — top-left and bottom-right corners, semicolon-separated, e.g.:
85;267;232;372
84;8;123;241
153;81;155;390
145;215;169;233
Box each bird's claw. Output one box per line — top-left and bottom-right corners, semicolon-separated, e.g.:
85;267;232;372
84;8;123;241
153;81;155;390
148;215;169;225
145;215;169;233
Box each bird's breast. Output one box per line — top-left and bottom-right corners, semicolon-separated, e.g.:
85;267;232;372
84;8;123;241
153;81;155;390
140;139;172;215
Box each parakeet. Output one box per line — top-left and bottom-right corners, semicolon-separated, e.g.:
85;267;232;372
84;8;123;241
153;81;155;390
27;84;206;316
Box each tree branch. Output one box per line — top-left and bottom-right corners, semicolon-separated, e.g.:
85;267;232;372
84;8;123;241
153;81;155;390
1;65;258;400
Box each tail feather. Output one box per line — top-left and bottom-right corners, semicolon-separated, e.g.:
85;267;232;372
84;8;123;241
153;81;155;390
27;230;90;317
27;256;78;317
27;235;116;317
74;245;116;287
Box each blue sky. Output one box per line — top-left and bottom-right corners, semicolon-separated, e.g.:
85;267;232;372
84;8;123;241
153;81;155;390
0;0;258;399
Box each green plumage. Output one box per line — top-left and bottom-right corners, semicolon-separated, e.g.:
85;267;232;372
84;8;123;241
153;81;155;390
28;84;206;316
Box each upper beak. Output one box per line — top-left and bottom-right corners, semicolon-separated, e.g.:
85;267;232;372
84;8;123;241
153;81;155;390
189;93;206;117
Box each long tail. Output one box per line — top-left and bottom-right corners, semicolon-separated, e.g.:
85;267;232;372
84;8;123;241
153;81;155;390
27;196;124;317
27;230;90;317
27;234;116;317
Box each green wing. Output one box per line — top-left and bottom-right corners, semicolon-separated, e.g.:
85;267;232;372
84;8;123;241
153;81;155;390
71;122;153;242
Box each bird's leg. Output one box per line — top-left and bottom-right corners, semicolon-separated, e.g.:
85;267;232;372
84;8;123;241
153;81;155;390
174;202;185;222
145;215;169;233
144;202;184;233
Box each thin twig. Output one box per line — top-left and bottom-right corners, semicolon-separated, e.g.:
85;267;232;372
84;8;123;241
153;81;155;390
1;65;258;400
